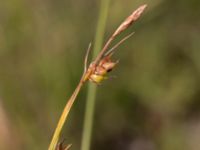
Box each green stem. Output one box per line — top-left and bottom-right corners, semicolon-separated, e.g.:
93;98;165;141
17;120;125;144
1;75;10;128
80;1;110;150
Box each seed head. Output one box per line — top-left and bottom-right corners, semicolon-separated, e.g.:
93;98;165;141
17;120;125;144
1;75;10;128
113;4;147;37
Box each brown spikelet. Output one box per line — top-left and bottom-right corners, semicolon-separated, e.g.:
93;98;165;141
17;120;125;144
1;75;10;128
93;4;147;64
113;4;147;37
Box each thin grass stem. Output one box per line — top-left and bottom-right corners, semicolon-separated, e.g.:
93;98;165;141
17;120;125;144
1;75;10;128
80;1;110;150
48;79;84;150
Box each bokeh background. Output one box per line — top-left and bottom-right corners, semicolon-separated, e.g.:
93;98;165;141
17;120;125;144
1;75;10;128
1;0;200;150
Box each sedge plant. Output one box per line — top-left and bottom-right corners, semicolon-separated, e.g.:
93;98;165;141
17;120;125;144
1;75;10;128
48;4;147;150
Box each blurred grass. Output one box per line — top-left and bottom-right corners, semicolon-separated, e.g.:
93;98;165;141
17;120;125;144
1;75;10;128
81;1;110;150
0;0;200;150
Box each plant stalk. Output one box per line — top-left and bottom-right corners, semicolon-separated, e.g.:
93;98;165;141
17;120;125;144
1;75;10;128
80;1;110;150
48;78;84;150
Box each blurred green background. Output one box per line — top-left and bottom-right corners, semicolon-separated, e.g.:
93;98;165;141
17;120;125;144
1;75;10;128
0;0;200;150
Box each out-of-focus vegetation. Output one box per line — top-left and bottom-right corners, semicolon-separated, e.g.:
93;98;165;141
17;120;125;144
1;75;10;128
0;0;200;150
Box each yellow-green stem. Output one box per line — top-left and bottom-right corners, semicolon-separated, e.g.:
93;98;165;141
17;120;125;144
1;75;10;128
81;1;110;150
48;80;84;150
